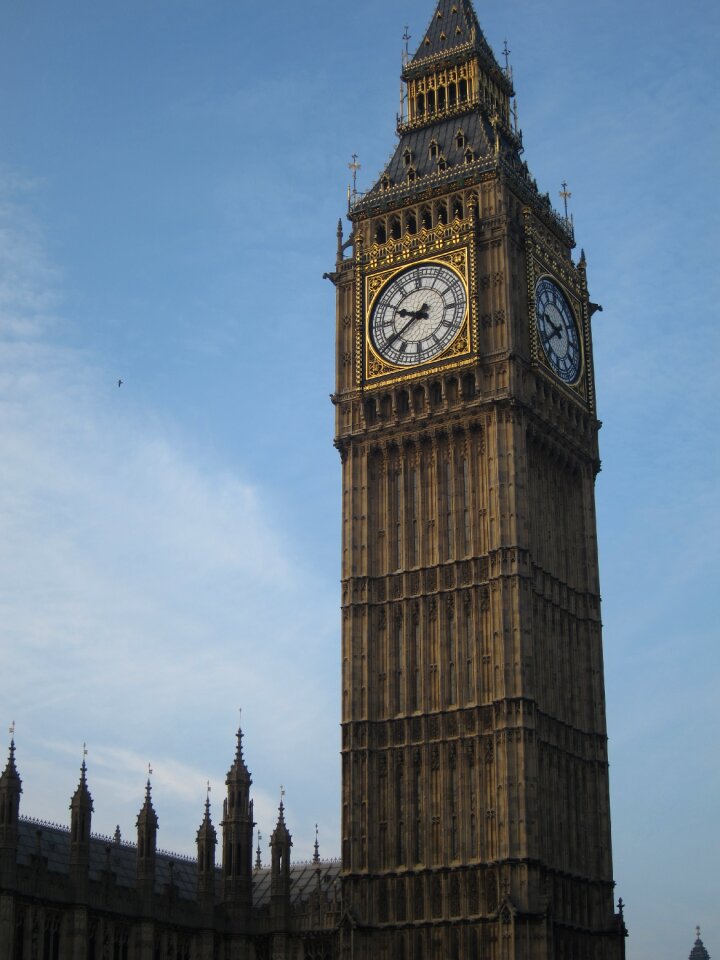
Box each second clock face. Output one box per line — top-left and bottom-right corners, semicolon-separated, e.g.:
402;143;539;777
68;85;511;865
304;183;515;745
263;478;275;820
370;263;467;366
535;277;582;384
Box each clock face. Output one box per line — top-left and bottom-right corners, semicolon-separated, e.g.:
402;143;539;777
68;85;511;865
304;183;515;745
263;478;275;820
370;263;467;366
535;278;582;383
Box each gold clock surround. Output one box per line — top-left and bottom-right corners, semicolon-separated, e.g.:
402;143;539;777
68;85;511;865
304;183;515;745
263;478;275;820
355;214;479;389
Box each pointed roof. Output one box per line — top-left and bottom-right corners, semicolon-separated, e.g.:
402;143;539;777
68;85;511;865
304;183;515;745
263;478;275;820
70;760;93;811
196;793;217;844
270;798;291;845
0;738;21;790
409;0;503;77
226;724;252;785
690;928;710;960
136;780;158;829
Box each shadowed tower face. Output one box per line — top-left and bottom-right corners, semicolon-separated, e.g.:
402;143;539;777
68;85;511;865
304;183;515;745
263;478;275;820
331;2;626;958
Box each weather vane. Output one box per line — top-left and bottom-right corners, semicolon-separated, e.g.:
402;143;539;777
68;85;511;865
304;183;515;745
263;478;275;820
9;721;15;738
148;763;153;778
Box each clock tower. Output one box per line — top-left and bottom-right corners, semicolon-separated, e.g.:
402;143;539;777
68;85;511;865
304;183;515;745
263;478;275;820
330;2;626;959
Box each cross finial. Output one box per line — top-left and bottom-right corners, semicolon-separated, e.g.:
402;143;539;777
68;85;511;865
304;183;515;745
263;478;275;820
148;763;153;778
559;181;572;221
696;926;701;940
502;40;511;73
9;721;15;739
348;154;361;199
402;25;411;62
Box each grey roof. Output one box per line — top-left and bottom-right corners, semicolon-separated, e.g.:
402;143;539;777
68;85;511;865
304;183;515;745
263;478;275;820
367;111;494;198
17;817;340;908
410;0;501;77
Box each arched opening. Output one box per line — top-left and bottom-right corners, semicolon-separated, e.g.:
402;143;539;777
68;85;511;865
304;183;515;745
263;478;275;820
380;395;392;419
397;390;410;415
462;372;476;399
427;89;436;114
420;206;432;229
405;212;417;235
416;93;425;117
452;197;464;219
438;86;446;111
412;386;425;414
364;398;377;425
436;202;448;224
430;382;443;407
446;377;459;403
448;82;457;107
390;217;402;240
456;130;465;149
375;222;387;244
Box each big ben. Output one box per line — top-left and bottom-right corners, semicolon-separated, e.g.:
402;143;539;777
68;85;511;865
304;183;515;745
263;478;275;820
330;2;626;959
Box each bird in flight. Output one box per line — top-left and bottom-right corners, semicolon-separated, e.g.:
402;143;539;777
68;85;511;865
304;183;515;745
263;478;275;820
118;379;123;387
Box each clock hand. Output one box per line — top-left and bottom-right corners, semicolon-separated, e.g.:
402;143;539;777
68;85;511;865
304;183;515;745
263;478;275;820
545;314;563;340
386;305;431;348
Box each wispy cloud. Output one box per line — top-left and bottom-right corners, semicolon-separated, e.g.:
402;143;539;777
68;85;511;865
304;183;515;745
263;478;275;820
0;173;339;859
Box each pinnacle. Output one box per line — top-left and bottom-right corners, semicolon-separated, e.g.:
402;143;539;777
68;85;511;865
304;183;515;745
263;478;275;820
1;738;21;786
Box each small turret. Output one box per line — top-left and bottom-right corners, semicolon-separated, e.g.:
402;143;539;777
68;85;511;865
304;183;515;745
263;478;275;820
0;733;22;883
221;722;254;921
270;791;292;929
69;753;94;888
136;778;159;893
196;787;217;904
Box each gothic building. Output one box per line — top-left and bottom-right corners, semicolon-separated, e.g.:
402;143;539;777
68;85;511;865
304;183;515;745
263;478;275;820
331;0;625;957
0;731;341;959
1;2;627;958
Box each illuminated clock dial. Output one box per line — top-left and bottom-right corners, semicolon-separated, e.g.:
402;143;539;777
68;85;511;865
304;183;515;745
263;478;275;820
535;277;582;383
370;263;467;366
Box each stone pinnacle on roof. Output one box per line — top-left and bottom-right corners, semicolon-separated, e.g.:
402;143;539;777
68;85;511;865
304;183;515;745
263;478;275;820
227;715;251;784
70;754;93;811
313;823;320;865
196;787;217;844
0;732;21;788
136;778;159;829
689;927;711;960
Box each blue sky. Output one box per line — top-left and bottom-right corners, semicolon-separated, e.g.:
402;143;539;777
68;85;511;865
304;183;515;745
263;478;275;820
0;1;718;957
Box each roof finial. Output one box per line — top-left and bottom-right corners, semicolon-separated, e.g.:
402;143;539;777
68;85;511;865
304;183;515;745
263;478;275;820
313;823;320;864
255;831;262;869
279;784;286;817
696;926;702;941
502;40;512;78
348;154;361;203
560;181;572;222
402;25;411;65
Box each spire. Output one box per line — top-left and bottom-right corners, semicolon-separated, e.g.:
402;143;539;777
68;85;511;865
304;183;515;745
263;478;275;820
69;750;93;884
137;778;159;830
196;786;217;903
689;927;711;960
255;831;262;870
0;728;22;866
0;728;21;789
136;776;159;888
221;722;254;917
410;0;501;74
313;823;320;865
